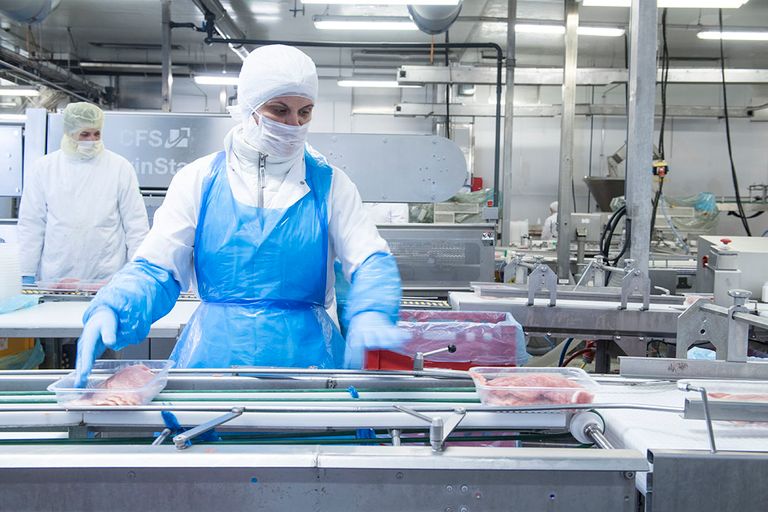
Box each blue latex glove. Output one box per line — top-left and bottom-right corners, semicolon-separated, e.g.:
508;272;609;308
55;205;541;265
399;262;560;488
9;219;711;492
344;311;409;369
73;307;118;388
22;275;35;286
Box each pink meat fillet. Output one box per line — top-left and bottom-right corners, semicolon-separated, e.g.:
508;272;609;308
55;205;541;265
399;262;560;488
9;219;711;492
471;372;594;406
76;364;156;406
709;392;768;402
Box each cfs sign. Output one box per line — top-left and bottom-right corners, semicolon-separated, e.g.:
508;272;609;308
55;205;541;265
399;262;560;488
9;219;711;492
122;127;191;149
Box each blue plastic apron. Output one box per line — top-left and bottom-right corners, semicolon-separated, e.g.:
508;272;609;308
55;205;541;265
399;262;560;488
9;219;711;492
169;150;345;368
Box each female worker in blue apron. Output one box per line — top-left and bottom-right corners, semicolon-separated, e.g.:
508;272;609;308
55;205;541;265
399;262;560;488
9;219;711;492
73;45;406;385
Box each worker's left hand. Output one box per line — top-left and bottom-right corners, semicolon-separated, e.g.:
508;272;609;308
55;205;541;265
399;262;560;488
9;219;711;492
344;311;410;369
73;307;118;387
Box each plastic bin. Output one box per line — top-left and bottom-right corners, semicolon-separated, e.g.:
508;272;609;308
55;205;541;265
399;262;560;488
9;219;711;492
364;310;528;370
468;367;598;406
47;360;173;406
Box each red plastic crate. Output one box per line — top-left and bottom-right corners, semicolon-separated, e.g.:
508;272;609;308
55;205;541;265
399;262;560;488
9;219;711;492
363;310;526;371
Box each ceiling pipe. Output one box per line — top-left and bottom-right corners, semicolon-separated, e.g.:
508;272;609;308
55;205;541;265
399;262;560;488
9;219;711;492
190;0;249;61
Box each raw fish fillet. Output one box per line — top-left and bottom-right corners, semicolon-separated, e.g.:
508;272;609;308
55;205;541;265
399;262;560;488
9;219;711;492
74;364;156;406
471;372;594;406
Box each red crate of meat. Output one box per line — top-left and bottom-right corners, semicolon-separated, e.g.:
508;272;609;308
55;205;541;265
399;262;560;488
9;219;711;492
364;310;528;370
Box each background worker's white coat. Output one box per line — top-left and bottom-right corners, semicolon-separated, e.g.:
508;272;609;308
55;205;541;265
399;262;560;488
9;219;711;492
17;149;149;282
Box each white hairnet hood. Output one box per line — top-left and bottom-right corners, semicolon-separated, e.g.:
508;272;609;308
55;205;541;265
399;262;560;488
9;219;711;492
237;45;318;118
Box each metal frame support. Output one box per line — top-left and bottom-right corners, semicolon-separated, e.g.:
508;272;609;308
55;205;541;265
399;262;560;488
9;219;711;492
394;405;466;452
173;407;244;449
500;0;517;245
526;258;558;307
618;261;651;311
556;0;579;282
624;0;658;276
161;0;173;112
675;289;751;362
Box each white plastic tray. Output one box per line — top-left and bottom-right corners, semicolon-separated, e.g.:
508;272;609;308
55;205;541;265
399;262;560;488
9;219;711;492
47;360;173;406
469;367;599;406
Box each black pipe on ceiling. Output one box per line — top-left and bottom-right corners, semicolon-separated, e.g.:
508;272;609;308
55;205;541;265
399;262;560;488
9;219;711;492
202;35;504;209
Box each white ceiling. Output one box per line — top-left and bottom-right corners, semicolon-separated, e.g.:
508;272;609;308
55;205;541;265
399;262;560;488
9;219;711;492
2;0;768;78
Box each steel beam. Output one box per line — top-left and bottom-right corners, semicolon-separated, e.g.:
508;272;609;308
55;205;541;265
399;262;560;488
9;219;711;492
161;0;172;112
557;0;579;281
397;66;768;86
500;0;517;245
624;0;658;276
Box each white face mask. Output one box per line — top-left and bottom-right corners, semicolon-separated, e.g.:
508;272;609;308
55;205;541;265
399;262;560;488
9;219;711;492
76;140;104;159
243;113;309;159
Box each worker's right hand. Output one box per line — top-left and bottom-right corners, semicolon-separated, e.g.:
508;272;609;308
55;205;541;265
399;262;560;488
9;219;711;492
74;307;118;388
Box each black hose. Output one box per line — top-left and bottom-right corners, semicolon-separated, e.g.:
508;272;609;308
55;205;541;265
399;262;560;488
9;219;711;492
719;9;751;236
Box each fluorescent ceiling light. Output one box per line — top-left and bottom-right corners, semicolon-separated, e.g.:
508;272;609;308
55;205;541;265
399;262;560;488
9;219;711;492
338;79;421;88
194;74;239;85
698;30;768;41
582;0;748;7
0;114;26;121
303;0;459;4
315;18;417;30
256;15;281;23
0;87;39;97
515;24;625;37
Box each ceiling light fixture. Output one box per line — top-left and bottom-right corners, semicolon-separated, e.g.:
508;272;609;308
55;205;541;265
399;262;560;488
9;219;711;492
0;114;26;121
303;0;460;5
337;79;421;88
582;0;748;7
0;87;39;97
314;17;418;31
515;24;625;37
194;75;239;85
697;30;768;41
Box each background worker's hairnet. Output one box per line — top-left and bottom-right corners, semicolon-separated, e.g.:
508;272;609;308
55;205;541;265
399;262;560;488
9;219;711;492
549;201;558;213
236;45;318;118
62;102;104;135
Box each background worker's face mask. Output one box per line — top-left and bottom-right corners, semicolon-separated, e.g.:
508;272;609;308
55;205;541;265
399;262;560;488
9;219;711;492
76;140;104;159
61;134;104;160
243;112;309;159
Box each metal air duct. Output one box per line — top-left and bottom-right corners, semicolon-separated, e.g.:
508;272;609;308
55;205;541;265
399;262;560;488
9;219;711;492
0;0;60;24
407;2;463;35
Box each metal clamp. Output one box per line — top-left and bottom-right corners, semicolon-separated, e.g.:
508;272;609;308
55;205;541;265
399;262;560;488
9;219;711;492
414;344;456;371
394;405;466;452
173;407;244;450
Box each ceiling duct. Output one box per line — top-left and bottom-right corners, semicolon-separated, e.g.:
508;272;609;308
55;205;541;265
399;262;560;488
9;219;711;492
0;0;60;24
407;2;463;35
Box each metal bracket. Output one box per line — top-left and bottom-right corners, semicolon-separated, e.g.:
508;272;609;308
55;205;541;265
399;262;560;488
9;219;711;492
526;258;558;307
675;289;751;362
394;405;466;452
574;255;606;289
173;407;244;450
617;260;650;311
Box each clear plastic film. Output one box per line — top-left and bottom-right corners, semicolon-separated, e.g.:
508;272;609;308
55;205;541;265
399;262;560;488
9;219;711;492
663;192;720;231
393;310;529;366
